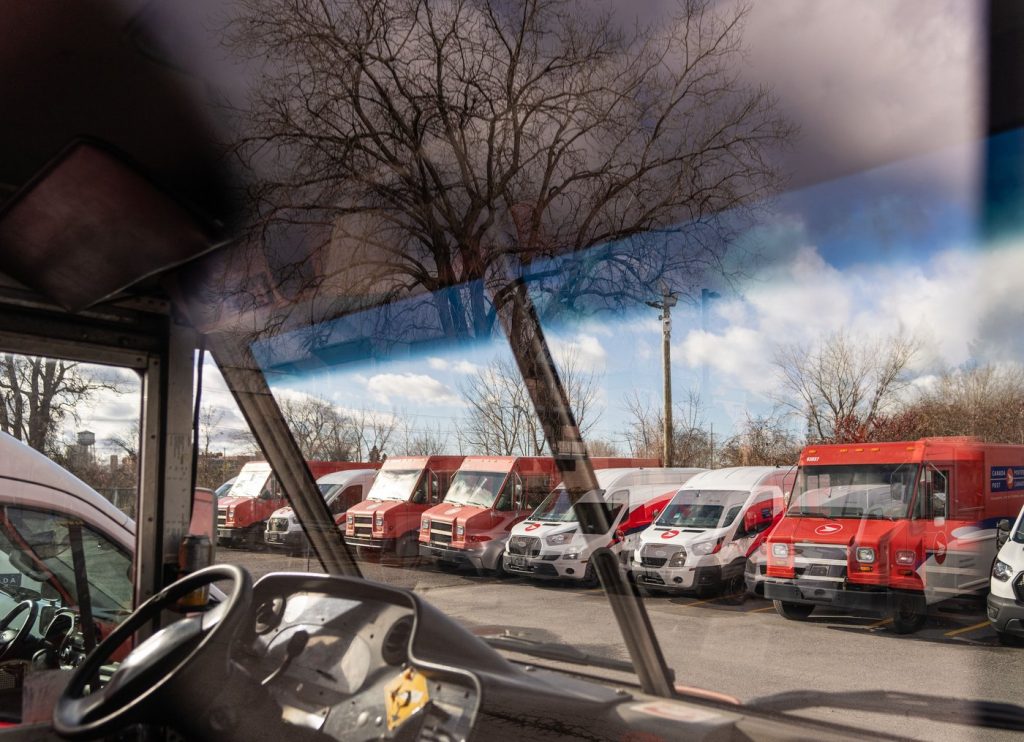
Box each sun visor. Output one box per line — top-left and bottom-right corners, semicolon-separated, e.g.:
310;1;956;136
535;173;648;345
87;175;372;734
0;141;218;312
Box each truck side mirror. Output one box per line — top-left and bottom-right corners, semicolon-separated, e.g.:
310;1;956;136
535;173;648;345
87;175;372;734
997;518;1011;548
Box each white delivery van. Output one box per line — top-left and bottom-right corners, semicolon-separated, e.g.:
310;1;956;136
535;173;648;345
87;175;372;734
0;432;136;645
632;466;795;597
503;468;705;583
264;468;378;550
988;504;1024;644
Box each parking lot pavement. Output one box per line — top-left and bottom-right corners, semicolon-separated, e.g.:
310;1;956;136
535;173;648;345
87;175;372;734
217;545;1022;741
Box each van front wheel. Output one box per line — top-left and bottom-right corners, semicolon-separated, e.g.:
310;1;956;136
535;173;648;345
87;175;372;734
773;599;815;620
890;593;927;634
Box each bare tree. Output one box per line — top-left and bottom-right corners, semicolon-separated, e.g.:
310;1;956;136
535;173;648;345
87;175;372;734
622;388;709;466
905;363;1024;443
460;351;601;455
0;354;121;456
352;408;399;460
773;330;920;444
279;394;360;460
717;413;802;467
224;0;794;342
106;422;141;463
397;419;450;456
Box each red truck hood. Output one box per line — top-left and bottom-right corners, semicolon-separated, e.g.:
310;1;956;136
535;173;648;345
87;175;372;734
423;503;489;523
218;495;253;510
348;499;409;516
771;516;900;545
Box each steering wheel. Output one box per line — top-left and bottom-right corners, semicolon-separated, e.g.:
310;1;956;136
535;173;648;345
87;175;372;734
54;564;252;739
0;600;38;660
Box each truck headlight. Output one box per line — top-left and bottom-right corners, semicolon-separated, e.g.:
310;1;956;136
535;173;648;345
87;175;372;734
456;524;465;537
421;518;430;531
855;547;875;564
993;559;1014;582
771;543;788;559
345;519;354;534
692;540;720;556
545;532;574;546
895;550;915;566
375;512;384;528
668;549;687;567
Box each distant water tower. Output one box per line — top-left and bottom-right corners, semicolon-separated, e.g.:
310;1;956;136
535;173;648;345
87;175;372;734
77;430;96;463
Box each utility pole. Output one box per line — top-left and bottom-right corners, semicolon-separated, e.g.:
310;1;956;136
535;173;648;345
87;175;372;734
647;288;678;467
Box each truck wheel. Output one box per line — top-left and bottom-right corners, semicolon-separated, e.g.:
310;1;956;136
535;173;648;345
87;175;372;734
720;573;747;606
996;629;1022;646
890;593;927;634
773;600;815;620
394;533;421;566
580;562;599;588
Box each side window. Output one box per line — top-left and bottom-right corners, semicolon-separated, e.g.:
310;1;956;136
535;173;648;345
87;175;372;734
724;504;743;528
339;485;363;512
525;476;550;509
914;466;949;519
495;475;519;512
2;506;132;616
411;473;428;505
432;470;448;505
607;490;629;522
742;489;779;535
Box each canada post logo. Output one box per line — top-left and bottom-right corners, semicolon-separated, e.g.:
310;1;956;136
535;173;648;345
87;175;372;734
814;523;843;536
991;466;1024;493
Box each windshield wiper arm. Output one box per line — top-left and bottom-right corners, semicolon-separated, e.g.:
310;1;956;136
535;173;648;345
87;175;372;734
747;689;1024;732
479;632;661;678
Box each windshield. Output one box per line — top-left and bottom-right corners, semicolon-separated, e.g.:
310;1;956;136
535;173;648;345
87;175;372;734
444;472;508;508
656;490;749;528
788;464;918;520
228;468;270;499
530;487;605;523
317;483;337;498
366;470;422;502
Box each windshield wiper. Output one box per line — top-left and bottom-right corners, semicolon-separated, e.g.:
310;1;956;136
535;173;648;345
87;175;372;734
748;689;1024;732
478;632;657;678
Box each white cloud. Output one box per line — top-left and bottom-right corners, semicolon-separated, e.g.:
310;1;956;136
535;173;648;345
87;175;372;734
366;373;463;407
550;333;608;373
426;357;479;375
427;357;448;370
675;241;1024;399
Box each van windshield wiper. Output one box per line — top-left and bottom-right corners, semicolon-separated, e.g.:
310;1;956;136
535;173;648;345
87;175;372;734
478;631;655;678
747;689;1024;732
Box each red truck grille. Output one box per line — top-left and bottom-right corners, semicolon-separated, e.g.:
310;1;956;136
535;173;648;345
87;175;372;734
793;543;848;581
429;521;453;546
353;515;374;538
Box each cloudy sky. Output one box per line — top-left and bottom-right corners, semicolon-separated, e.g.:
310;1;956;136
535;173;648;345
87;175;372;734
63;0;1021;458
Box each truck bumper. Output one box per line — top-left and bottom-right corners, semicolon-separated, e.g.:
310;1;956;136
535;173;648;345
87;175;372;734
503;553;590;580
632;563;721;594
987;593;1024;637
344;536;396;553
264;530;307;550
217;528;245;545
764;579;889;612
419;544;485;570
745;560;767;596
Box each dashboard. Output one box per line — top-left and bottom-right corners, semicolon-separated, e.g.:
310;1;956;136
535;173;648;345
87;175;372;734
234;575;480;741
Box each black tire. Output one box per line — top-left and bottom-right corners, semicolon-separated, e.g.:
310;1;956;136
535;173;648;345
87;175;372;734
890;592;927;634
720;572;747;606
580;562;599;588
694;582;718;599
773;599;815;620
996;629;1023;646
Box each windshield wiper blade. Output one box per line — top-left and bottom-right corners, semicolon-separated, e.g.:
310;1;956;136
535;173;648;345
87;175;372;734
747;689;1024;732
479;632;657;678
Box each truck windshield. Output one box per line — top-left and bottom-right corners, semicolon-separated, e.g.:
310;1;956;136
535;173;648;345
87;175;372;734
787;464;918;519
228;468;270;499
655;490;749;528
530;487;606;523
445;472;507;508
366;469;422;501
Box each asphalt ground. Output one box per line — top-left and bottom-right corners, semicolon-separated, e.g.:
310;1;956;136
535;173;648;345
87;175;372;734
217;544;1023;742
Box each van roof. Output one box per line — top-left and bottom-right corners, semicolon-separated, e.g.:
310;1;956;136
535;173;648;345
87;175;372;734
316;469;379;485
0;432;134;543
590;467;706;489
678;466;792;491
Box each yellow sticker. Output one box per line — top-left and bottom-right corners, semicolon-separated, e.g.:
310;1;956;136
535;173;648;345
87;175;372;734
384;667;430;731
